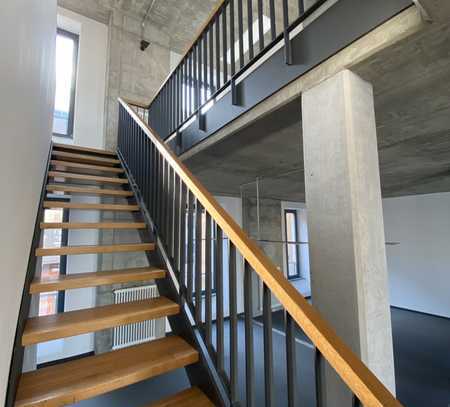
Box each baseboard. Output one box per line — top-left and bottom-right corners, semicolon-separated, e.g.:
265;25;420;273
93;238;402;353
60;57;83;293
37;351;95;369
391;305;450;321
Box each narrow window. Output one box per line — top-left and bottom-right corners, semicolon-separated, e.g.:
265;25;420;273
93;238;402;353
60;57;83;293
53;29;79;138
284;209;301;280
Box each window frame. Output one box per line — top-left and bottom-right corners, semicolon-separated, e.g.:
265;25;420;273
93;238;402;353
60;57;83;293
284;209;301;280
53;28;79;139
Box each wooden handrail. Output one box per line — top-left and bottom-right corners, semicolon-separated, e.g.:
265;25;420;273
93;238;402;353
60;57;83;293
141;0;225;109
118;97;403;407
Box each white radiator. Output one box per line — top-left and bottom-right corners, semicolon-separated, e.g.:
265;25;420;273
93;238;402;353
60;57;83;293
112;284;159;350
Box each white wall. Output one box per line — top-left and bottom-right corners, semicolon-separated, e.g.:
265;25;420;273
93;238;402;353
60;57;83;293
53;7;108;149
0;0;56;403
383;192;450;318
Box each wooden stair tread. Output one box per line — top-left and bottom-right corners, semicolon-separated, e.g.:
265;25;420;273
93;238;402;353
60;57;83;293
49;171;128;184
36;243;155;256
46;184;133;197
149;387;214;407
40;222;147;230
52;150;120;166
43;201;139;211
51;160;124;174
16;336;198;407
30;267;165;293
53;143;117;156
22;297;178;345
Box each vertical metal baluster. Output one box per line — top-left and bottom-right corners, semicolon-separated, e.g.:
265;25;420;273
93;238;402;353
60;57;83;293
195;200;203;325
263;283;274;407
172;75;175;133
282;0;293;65
158;154;164;237
286;312;297;407
257;0;264;51
166;164;172;245
186;191;194;300
147;141;153;215
185;59;189;121
215;13;221;89
144;137;149;208
152;144;157;220
179;182;187;303
244;260;255;407
198;38;203;106
172;75;176;134
209;23;215;94
188;53;192;117
173;173;180;273
229;242;239;404
167;79;171;135
204;212;212;350
247;0;254;60
269;0;276;41
298;0;305;16
315;348;322;407
216;226;224;374
178;66;182;130
230;0;235;77
173;69;177;133
222;4;228;83
203;30;208;101
166;166;173;257
163;83;166;136
193;43;198;111
237;0;244;69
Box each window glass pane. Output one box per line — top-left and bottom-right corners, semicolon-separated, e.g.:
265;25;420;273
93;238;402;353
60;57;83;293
53;33;75;136
39;208;63;316
285;211;299;278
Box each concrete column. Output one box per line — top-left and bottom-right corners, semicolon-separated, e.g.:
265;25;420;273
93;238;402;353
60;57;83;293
301;70;395;406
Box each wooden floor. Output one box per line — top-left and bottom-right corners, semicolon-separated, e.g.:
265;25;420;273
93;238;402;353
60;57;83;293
16;337;199;407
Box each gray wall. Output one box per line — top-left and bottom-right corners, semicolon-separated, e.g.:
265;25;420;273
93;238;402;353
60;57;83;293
0;0;56;402
104;8;172;150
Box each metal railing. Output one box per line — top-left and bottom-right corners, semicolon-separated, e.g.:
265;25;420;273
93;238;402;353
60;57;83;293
145;0;327;141
119;97;403;407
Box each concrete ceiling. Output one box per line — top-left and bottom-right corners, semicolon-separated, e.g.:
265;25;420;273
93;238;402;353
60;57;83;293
58;0;219;53
185;18;450;201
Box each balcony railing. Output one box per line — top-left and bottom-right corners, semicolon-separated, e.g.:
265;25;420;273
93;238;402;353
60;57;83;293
146;0;327;142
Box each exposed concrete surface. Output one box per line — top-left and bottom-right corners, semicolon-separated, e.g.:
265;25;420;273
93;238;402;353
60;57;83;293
302;70;395;403
57;0;219;53
183;6;450;201
416;0;450;22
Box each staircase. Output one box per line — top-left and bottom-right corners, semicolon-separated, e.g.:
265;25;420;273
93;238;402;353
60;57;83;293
6;105;405;407
11;143;214;407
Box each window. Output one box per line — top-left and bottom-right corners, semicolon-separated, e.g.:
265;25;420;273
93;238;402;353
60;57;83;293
284;209;301;280
38;206;68;316
53;28;79;138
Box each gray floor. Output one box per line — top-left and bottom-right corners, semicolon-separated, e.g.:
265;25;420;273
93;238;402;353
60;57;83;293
74;307;450;407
